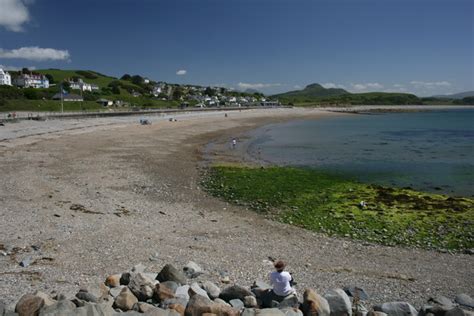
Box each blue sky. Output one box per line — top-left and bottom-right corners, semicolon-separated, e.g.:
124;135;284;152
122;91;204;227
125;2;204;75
0;0;473;96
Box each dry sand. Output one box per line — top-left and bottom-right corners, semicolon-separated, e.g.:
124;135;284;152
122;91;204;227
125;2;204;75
0;107;472;309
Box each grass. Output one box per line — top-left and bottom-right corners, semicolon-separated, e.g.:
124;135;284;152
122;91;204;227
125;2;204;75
1;99;105;112
202;165;474;251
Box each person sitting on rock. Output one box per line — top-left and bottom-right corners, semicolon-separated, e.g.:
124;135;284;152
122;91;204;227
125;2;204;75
262;260;297;308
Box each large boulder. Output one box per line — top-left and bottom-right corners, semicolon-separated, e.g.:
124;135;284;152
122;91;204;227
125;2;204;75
185;291;239;316
74;303;116;316
220;285;254;302
15;294;45;316
75;290;98;303
445;308;474;316
114;287;138;311
157;264;187;285
373;302;418;316
301;289;330;316
325;289;352;316
202;281;221;299
128;273;156;301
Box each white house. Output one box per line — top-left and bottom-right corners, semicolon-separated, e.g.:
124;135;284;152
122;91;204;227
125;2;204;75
14;74;49;88
69;78;99;92
0;69;12;86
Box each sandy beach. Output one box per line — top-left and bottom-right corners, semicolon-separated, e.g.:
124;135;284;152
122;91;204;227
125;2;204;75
0;107;472;309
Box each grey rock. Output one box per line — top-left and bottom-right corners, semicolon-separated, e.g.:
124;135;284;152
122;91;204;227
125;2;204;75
175;285;190;300
70;298;86;308
137;302;170;316
252;280;272;290
160;298;189;309
183;261;203;278
367;311;388;316
76;290;98;303
302;289;331;316
156;264;187;285
39;300;76;315
19;257;32;268
242;308;257;316
220;285;254;302
110;286;126;298
325;289;352;316
429;296;454;309
230;299;245;310
343;287;369;301
256;308;286;315
374;302;418;316
161;281;179;294
214;298;231;307
201;281;221;299
0;301;5;316
446;308;471;316
128;273;155;301
131;263;146;273
244;296;258;308
280;308;303;316
75;303;116;316
190;282;210;300
455;294;474;309
279;294;299;309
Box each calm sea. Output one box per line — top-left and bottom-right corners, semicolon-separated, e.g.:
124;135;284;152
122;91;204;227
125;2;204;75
247;109;474;197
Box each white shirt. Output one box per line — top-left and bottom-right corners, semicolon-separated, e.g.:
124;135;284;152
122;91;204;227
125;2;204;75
269;271;294;296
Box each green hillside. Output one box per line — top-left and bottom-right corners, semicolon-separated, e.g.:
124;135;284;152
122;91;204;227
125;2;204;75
273;83;422;105
273;83;349;102
36;69;118;88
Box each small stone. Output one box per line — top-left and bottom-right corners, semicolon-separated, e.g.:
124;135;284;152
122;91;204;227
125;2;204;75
15;294;44;316
128;273;155;301
202;281;221;300
157;264;187;285
131;263;146;273
455;294;474;309
229;299;244;310
221;276;231;284
343;287;369;301
114;287;138;311
190;282;210;300
183;261;203;278
243;296;258;308
19;257;32;268
105;274;121;287
120;272;131;285
219;285;254;302
374;302;418;316
75;290;98;303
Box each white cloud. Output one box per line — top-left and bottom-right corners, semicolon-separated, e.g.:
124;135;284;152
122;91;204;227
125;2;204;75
0;0;30;31
0;46;70;61
237;82;281;90
350;82;384;91
0;64;35;71
322;82;347;89
293;85;302;89
410;80;451;88
176;69;187;75
393;84;404;88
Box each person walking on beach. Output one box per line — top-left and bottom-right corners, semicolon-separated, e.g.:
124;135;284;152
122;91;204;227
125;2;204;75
262;260;297;307
231;138;237;149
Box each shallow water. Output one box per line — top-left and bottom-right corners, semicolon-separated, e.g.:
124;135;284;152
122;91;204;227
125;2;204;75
247;109;474;197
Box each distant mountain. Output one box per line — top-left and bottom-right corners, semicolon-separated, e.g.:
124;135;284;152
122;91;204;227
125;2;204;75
432;91;474;99
273;83;349;101
244;88;261;94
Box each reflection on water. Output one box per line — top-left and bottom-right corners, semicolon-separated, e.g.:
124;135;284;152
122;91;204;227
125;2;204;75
247;109;474;197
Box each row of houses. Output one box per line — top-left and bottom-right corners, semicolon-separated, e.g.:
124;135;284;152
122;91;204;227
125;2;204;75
0;69;50;88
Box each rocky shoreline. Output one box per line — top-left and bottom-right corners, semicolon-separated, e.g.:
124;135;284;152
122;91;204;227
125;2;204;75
2;261;473;316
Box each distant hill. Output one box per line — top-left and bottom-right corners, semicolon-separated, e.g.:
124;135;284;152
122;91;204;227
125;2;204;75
273;83;348;102
273;83;421;105
432;91;474;99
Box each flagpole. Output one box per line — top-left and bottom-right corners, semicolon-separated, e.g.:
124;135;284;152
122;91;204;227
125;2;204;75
61;82;64;114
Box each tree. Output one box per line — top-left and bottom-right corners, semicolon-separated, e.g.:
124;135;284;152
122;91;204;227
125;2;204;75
22;67;30;74
131;75;143;85
111;85;121;94
61;81;71;92
205;86;215;96
45;74;55;84
120;74;131;81
172;87;184;100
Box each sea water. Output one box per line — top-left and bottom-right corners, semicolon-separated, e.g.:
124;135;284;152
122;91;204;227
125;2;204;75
247;109;474;197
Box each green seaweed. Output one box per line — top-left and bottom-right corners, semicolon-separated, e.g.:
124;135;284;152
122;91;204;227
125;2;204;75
202;165;474;251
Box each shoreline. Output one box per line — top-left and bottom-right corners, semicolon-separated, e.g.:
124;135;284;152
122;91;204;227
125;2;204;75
0;108;472;308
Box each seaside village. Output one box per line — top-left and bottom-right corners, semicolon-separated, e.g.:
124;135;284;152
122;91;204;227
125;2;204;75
0;68;279;109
